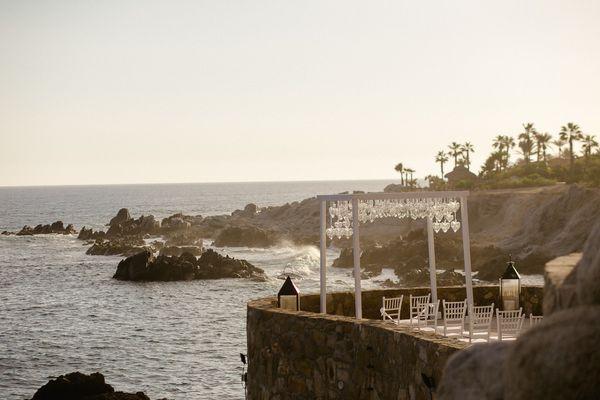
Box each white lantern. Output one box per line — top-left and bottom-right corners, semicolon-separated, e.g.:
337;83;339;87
278;276;300;311
500;257;521;311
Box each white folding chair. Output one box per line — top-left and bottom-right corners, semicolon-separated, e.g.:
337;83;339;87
417;300;439;332
529;314;543;328
468;303;494;343
409;294;431;326
496;308;524;341
381;295;404;325
442;300;467;337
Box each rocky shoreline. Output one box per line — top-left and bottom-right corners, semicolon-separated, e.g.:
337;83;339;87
3;184;599;284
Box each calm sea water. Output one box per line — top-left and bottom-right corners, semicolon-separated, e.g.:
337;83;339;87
0;180;399;400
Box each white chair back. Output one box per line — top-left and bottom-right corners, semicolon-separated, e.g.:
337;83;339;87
529;314;543;327
468;303;494;342
442;300;467;337
381;295;404;324
417;300;439;332
409;294;431;325
496;308;524;341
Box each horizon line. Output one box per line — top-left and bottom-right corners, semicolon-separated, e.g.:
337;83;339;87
0;177;399;189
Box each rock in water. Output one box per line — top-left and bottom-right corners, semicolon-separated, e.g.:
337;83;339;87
112;249;266;281
213;226;277;248
77;227;106;241
31;371;161;400
159;245;203;257
108;208;132;227
16;221;76;236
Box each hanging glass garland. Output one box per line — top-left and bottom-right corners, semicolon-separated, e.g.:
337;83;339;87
326;198;462;239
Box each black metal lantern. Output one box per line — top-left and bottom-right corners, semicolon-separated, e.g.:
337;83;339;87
500;256;521;310
278;276;300;311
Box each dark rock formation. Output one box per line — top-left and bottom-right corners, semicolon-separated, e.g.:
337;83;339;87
16;221;76;236
160;213;202;231
107;215;160;237
86;238;149;256
78;227;106;241
213;226;277;248
113;249;266;281
30;371;164;400
1;230;13;235
159;245;203;257
108;208;131;227
332;230;517;282
163;231;203;247
231;203;258;218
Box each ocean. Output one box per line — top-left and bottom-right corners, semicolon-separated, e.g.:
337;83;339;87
0;180;399;399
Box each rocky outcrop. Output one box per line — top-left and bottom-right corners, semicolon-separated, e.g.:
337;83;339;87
213;226;278;248
332;230;515;282
159;245;203;257
16;221;76;236
77;227;106;241
86;238;149;256
107;215;160;237
113;249;266;281
108;208;131;226
160;213;202;231
30;371;165;400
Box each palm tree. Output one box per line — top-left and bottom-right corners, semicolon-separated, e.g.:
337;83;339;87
404;168;415;185
500;136;516;169
582;135;599;159
535;132;553;163
553;138;567;158
435;151;449;178
448;142;462;168
559;122;583;171
394;163;404;186
518;123;536;164
461;142;475;169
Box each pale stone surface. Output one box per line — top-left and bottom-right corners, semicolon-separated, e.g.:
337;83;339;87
437;342;510;400
543;253;581;315
504;305;600;400
576;221;600;306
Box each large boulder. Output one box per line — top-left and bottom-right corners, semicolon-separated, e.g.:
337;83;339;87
504;305;600;400
437;342;510;400
30;371;160;400
213;226;278;248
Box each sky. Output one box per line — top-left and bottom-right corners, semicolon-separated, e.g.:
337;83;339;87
0;0;599;186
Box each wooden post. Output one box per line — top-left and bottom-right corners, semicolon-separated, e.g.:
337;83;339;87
427;217;438;305
320;200;327;313
460;196;474;310
352;197;362;319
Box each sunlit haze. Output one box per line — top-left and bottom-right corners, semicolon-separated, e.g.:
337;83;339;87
1;0;599;186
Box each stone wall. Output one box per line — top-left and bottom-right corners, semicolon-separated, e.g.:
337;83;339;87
247;286;543;400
